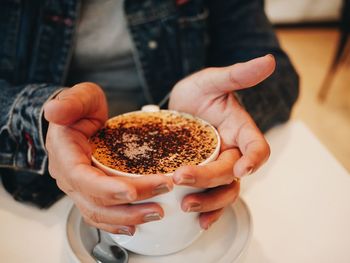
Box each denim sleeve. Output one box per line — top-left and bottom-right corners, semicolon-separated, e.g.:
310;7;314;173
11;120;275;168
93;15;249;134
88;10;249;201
0;80;63;174
207;0;299;132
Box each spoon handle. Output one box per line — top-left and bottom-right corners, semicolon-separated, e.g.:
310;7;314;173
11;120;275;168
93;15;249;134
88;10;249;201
92;230;129;263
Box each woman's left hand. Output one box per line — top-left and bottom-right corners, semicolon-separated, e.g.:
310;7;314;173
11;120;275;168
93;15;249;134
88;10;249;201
169;55;275;229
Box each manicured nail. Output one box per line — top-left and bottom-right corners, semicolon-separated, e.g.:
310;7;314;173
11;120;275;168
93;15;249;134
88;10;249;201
186;202;201;212
143;212;162;222
174;175;196;185
204;222;211;230
233;177;241;183
152;183;170;195
237;167;254;178
117;227;133;236
246;167;254;176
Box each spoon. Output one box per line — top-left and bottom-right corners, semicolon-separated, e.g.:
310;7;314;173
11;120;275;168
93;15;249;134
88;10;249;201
92;230;129;263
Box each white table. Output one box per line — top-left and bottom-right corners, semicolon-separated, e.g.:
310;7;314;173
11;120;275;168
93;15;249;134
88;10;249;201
1;121;350;263
265;0;341;24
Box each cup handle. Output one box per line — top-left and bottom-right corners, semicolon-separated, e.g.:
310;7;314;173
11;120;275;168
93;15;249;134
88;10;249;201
141;105;160;112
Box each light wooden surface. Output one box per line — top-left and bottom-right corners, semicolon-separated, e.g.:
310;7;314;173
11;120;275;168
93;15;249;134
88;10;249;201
277;28;350;172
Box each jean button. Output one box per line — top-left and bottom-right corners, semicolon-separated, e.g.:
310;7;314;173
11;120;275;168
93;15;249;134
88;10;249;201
148;40;158;50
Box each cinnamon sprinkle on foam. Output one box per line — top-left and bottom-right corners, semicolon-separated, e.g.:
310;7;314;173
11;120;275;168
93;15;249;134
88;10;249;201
90;111;218;175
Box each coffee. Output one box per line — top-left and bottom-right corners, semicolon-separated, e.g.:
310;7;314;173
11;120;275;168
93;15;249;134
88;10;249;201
90;111;218;175
90;107;221;255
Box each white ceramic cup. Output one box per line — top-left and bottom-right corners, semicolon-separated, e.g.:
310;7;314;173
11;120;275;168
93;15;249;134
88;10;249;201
91;105;221;256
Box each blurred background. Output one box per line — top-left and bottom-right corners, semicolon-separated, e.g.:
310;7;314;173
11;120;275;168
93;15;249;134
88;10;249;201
265;0;350;172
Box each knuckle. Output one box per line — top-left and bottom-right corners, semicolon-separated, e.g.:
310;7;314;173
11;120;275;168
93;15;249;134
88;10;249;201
224;174;235;185
82;81;100;90
207;176;217;187
82;82;104;97
118;208;134;223
86;208;102;224
258;136;270;154
81;215;97;228
60;180;74;194
45;137;55;156
229;65;243;88
55;180;66;192
67;173;82;193
47;163;55;178
75;200;102;225
90;196;101;206
57;88;70;97
45;140;51;153
89;195;110;207
120;205;144;225
202;67;214;75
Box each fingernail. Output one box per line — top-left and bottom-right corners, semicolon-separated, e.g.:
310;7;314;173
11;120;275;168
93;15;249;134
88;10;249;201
56;92;68;100
114;191;136;201
174;175;196;185
152;183;170;195
143;212;162;222
204;222;211;230
237;167;254;178
186;202;201;212
246;167;254;176
117;227;133;236
233;177;241;183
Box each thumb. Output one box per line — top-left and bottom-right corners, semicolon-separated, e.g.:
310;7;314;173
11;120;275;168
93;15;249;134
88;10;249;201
193;54;276;95
44;82;108;126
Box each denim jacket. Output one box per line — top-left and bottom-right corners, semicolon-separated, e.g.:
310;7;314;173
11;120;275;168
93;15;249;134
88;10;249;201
0;0;298;207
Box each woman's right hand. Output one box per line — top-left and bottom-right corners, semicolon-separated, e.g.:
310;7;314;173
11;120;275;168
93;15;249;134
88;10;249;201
44;82;173;235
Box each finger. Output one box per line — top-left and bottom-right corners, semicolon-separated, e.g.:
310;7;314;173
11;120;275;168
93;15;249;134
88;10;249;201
216;100;270;178
74;193;165;226
54;155;173;206
62;163;139;203
70;165;173;204
233;115;270;178
193;54;276;95
181;180;240;213
46;123;93;158
199;208;225;230
83;174;173;206
83;217;136;236
121;175;174;201
48;125;173;206
53;145;173;206
47;124;138;204
48;144;134;205
43;82;108;127
173;148;241;188
48;126;152;204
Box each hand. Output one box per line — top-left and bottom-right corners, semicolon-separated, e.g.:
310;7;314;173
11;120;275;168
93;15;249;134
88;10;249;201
44;82;173;235
169;55;275;229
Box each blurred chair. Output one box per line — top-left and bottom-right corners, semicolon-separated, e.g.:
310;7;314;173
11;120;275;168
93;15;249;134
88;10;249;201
318;0;350;101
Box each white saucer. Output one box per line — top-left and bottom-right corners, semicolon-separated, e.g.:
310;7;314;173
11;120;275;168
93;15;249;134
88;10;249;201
65;198;252;263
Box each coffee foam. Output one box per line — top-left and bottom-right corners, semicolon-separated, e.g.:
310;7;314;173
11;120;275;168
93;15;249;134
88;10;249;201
90;111;218;175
